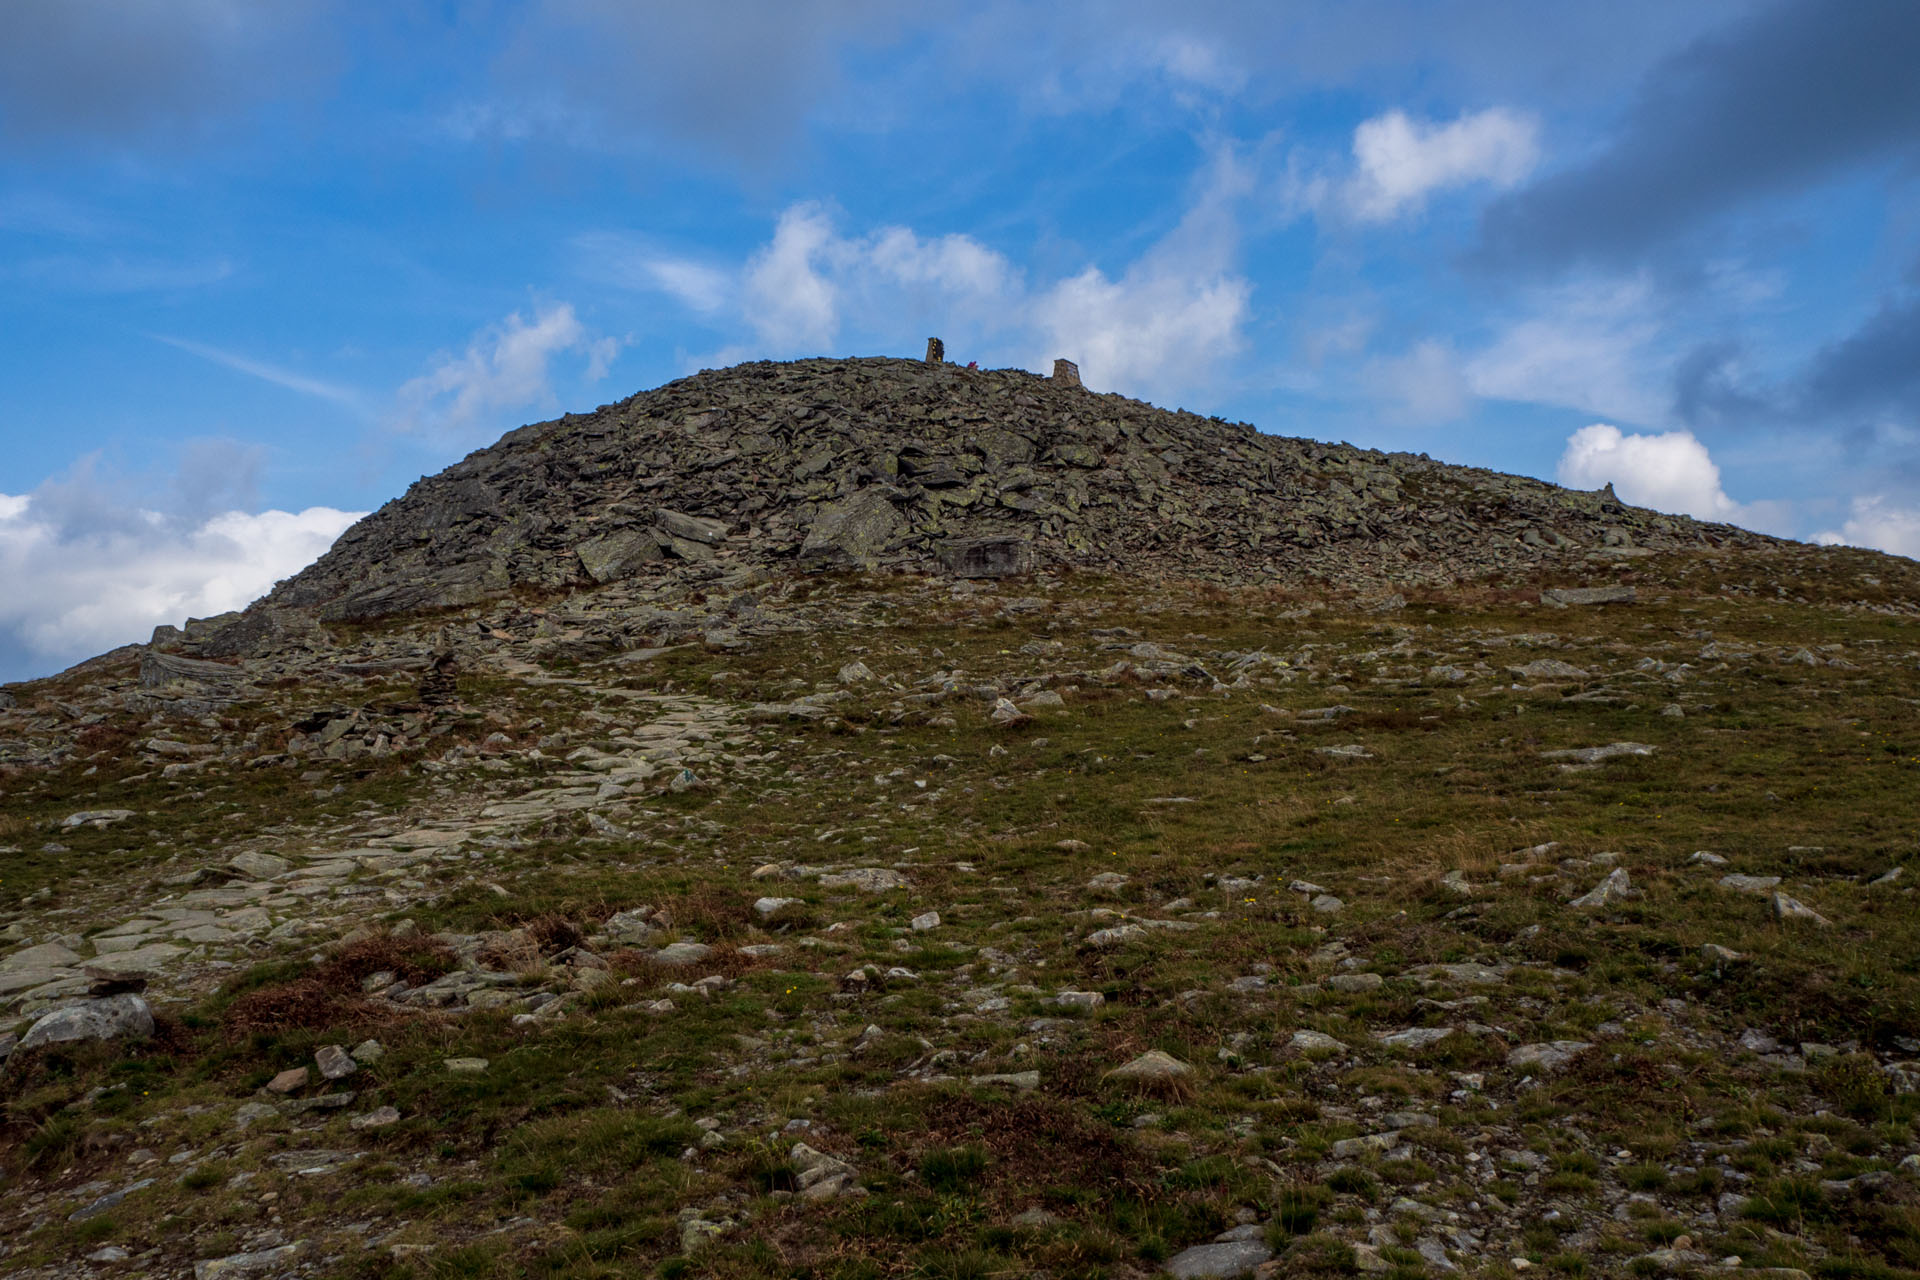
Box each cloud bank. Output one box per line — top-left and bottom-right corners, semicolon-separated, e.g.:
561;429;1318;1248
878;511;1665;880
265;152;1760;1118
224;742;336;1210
0;0;338;150
1815;497;1920;560
619;158;1253;400
1477;0;1920;273
0;482;362;682
1556;422;1741;522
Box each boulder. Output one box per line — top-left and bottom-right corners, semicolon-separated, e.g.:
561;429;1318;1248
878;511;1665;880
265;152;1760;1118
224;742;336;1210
140;649;244;691
1289;1030;1347;1053
229;851;290;879
799;489;905;569
1570;868;1633;909
18;994;154;1050
650;942;714;966
315;1045;358;1080
1542;742;1655;765
1512;658;1589;681
577;529;667;584
939;536;1033;579
1165;1240;1271;1278
193;1243;305;1280
1106;1049;1194;1083
1541;585;1636;607
791;1141;860;1199
818;868;908;892
654;508;728;545
1773;892;1831;926
1508;1041;1593;1073
266;1067;310;1094
59;810;134;830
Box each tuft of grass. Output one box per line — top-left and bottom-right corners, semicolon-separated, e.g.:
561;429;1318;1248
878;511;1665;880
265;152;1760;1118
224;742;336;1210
1325;1167;1379;1200
1742;1176;1829;1227
918;1145;988;1193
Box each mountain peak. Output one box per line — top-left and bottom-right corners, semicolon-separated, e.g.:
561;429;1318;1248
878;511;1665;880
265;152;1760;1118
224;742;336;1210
260;355;1769;629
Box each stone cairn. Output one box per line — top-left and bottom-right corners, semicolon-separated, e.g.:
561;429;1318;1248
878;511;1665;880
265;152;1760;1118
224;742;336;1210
1052;358;1081;387
925;337;944;364
417;633;460;708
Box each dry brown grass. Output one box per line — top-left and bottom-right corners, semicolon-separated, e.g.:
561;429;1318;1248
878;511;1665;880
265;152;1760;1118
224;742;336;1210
224;931;455;1034
223;978;381;1033
651;885;754;940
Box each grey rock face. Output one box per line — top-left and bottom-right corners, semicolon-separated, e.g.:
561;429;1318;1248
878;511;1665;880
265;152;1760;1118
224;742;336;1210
69;1178;154;1222
19;994;154;1050
140;650;245;692
800;489;907;569
791;1141;861;1199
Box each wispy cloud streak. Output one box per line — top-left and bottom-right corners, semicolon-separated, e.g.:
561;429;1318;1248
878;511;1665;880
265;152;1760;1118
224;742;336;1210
153;334;364;410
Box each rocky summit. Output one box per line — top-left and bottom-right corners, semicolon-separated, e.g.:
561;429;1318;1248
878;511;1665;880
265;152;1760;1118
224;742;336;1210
255;357;1767;628
2;357;1919;1280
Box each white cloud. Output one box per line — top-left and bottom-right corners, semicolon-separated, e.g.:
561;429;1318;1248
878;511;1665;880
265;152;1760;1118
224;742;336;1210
1464;278;1667;424
731;204;1028;358
1814;497;1920;560
733;207;1027;356
0;490;362;677
1032;266;1249;396
1365;338;1470;423
1147;33;1245;94
867;225;1019;299
395;302;618;438
1556;423;1742;522
571;231;732;314
1030;146;1253;395
742;204;843;351
1345;107;1540;221
653;155;1252;400
642;258;730;314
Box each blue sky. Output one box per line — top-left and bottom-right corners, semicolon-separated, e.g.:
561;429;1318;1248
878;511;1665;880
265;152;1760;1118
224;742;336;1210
3;0;1919;682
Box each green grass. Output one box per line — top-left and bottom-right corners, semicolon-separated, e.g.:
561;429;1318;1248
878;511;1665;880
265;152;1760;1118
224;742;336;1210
5;556;1920;1276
